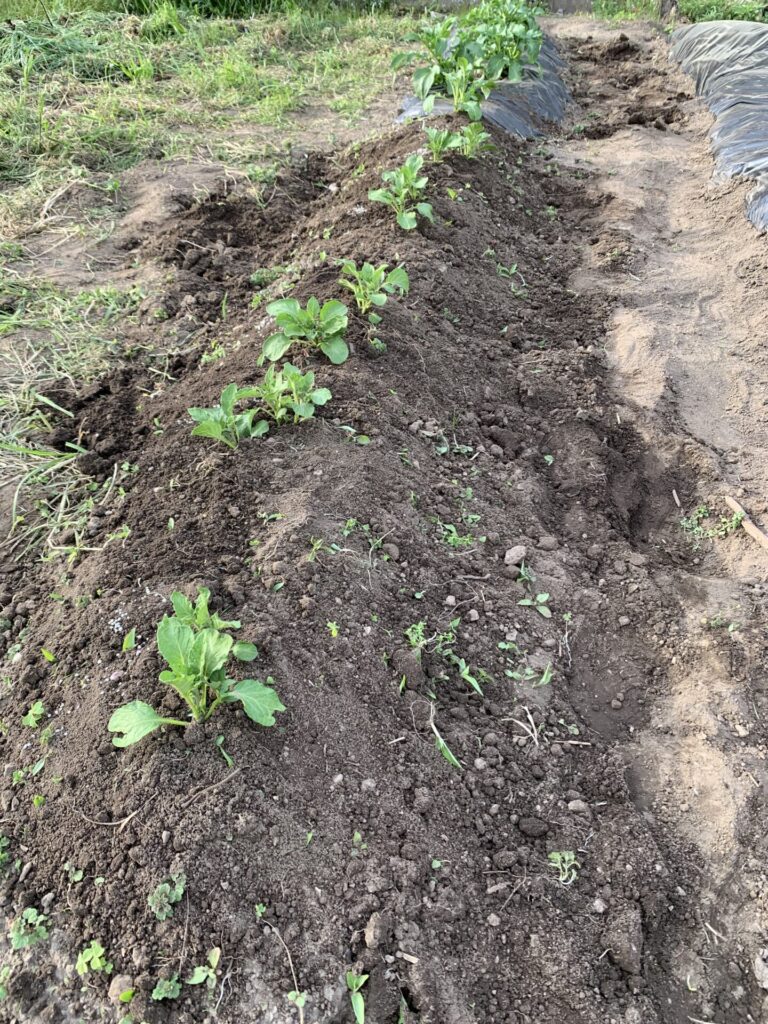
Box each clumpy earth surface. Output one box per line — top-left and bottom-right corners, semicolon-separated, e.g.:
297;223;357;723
2;18;768;1024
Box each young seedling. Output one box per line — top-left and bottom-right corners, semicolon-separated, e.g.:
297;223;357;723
249;363;331;426
9;908;49;950
108;587;283;747
346;972;369;1024
148;869;186;921
21;700;45;728
518;592;552;618
262;297;349;364
423;126;461;163
76;940;113;977
456;122;493;158
368;154;434;231
338;260;409;316
152;976;181;1001
188;383;268;450
548;850;580;885
187;947;220;990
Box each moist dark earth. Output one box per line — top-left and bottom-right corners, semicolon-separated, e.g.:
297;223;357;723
1;26;766;1024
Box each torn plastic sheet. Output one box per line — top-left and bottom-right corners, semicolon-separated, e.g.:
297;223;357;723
399;36;569;139
671;21;768;231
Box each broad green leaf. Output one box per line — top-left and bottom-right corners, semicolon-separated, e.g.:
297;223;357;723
194;587;211;626
266;298;300;319
262;333;293;362
370;293;387;306
157;616;195;676
108;702;183;748
368;188;389;205
190;629;232;679
122;628;137;652
232;641;258;662
290;402;315;420
229;678;285;726
397;210;417;231
311;388;332;406
416;202;434;223
386;267;409;293
191;421;230;446
188;405;224;424
170;592;195;624
319;336;349;365
252;419;270;437
208;947;221;969
413;65;436;101
220;382;238;417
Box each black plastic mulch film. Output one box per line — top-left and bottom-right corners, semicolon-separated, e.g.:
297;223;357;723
672;21;768;231
400;36;570;138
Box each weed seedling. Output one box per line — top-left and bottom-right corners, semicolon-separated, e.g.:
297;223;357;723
21;700;45;728
346;972;369;1024
148;869;186;921
548;850;580;885
518;593;552;618
9;908;48;950
76;940;113;977
108;587;283;747
262;297;349;364
188;383;268;449
187;947;220;990
327;621;339;638
122;628;137;652
338;260;409;316
152;976;181;1001
368;154;434;231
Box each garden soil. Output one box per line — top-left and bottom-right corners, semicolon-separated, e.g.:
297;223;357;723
2;19;768;1024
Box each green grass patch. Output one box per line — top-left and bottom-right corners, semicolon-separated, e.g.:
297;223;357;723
0;4;414;235
675;0;766;20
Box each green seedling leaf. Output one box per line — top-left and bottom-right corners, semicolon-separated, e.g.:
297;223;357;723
108;701;187;748
22;701;45;728
122;628;137;652
41;648;56;663
228;678;285;726
151;976;181;1002
233;641;258;661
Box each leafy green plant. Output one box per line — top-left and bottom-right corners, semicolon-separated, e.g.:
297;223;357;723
346;971;369;1024
188;382;268;450
338;261;409;316
108;587;283;747
9;908;49;950
187;947;220;990
368;155;434;231
518;592;551;618
680;504;744;547
122;627;137;652
152;976;181;1001
248;363;331;426
423;126;461;163
148;869;186;921
548;850;580;885
21;700;45;728
261;297;349;365
456;122;493;158
76;940;113;976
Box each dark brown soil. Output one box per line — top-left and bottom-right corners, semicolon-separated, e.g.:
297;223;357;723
1;29;765;1024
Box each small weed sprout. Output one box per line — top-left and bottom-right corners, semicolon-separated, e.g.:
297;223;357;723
9;908;49;950
680;504;744;547
518;592;552;618
76;940;113;977
262;297;349;365
21;700;45;728
152;976;181;1001
346;971;369;1024
148;869;186;921
548;850;580;885
368;154;434;231
108;587;283;747
338;260;409;317
187;947;220;990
